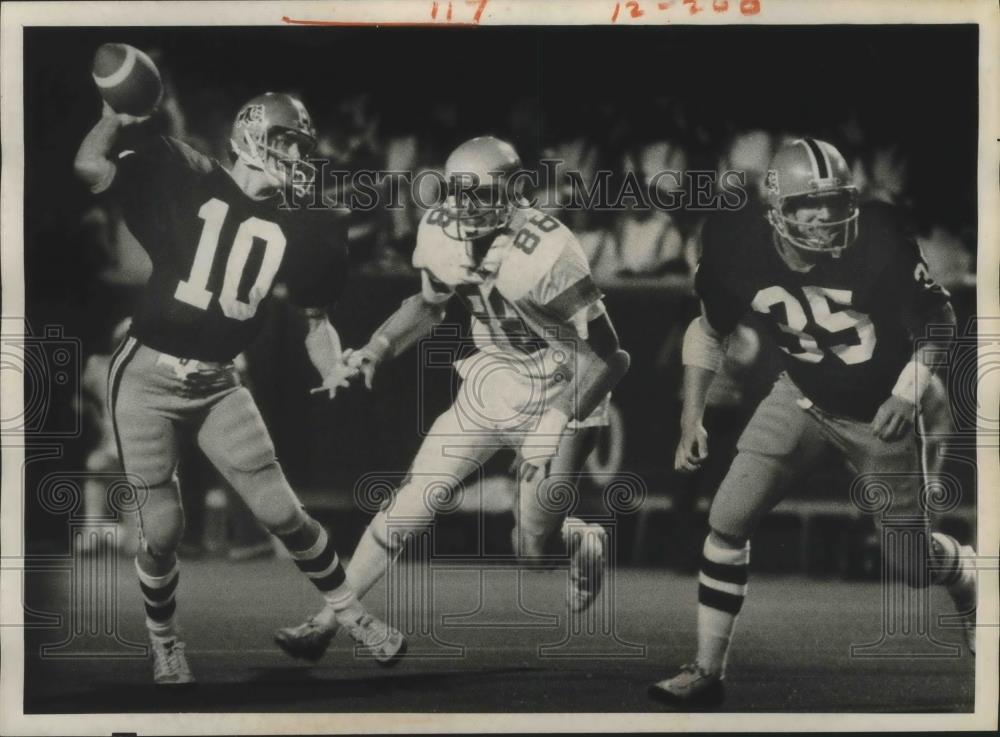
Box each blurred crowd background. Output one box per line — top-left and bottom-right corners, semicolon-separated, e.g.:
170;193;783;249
22;25;978;568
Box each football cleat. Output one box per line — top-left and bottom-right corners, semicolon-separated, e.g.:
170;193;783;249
648;663;725;709
341;612;407;666
150;634;195;686
274;616;335;662
274;613;407;666
947;545;977;655
563;517;606;613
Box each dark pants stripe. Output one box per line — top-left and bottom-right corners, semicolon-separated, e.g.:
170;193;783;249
108;337;140;476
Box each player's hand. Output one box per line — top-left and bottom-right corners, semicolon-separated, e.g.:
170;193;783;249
342;345;381;390
309;360;357;400
871;395;915;442
520;408;570;484
674;419;708;473
101;99;151;127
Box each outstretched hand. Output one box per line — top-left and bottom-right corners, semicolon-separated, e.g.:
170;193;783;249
310;360;359;400
342;346;382;390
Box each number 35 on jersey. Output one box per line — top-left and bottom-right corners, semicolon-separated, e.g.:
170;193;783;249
751;285;876;365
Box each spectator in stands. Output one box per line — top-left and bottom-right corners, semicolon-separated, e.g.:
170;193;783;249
567;208;621;286
918;224;976;290
614;140;689;277
719;129;774;206
862;143;910;206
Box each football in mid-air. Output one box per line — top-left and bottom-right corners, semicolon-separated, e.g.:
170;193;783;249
91;43;162;117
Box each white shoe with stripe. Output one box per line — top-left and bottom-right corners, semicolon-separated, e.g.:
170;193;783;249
150;634;195;685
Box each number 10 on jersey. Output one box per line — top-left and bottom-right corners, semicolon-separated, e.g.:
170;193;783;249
175;198;287;320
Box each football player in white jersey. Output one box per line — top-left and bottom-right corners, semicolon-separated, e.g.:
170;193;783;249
274;137;631;659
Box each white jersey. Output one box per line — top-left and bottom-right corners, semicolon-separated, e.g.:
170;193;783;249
412;206;609;428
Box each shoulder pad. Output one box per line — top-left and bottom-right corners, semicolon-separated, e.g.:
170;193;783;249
699;209;769;278
158;136;216;174
413;208;450;269
855;201;919;269
413;208;479;287
495;210;575;300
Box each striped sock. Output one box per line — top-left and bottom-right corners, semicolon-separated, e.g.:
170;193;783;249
279;524;360;627
696;535;750;677
135;557;179;639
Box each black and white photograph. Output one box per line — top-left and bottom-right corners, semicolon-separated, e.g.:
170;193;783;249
1;0;997;733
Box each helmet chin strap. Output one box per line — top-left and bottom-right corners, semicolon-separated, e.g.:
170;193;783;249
768;209;855;258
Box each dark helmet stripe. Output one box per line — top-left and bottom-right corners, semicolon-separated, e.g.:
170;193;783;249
803;138;829;179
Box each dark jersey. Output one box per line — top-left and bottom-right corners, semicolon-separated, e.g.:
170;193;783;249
106;136;348;361
696;203;951;421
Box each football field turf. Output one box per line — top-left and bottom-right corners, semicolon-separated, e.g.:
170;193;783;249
24;557;974;713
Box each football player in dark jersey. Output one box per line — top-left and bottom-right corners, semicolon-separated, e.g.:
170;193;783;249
648;138;977;708
74;92;404;684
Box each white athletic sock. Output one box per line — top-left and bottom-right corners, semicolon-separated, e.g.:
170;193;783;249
696;536;750;677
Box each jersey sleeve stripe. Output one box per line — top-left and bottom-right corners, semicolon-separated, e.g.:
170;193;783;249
545;275;603;323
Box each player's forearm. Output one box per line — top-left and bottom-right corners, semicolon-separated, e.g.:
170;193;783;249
365;293;447;362
680;366;717;426
894;301;957;403
679;315;727;425
549;313;630;422
74;113;123;192
304;310;343;378
550;346;630;422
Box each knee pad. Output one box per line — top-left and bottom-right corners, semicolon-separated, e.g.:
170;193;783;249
228;461;303;532
706;499;755;544
266;503;309;538
708;527;749;550
223;436;278;476
137;485;184;556
271;512;319;553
